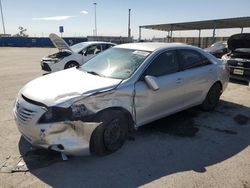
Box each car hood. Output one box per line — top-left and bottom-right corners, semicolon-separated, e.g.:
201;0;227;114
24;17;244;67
228;33;250;51
49;33;73;52
21;68;122;106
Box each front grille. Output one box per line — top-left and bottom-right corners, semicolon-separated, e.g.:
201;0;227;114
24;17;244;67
15;101;36;123
14;95;45;124
227;60;238;66
41;62;51;71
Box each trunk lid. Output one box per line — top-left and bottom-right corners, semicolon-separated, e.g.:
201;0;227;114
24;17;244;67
228;33;250;52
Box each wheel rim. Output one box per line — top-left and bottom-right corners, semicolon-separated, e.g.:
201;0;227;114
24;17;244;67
68;63;76;68
103;118;122;150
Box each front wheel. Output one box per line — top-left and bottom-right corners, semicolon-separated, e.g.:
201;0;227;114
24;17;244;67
64;61;79;69
90;110;129;156
201;83;222;111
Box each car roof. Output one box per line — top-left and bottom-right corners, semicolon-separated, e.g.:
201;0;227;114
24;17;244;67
114;42;190;52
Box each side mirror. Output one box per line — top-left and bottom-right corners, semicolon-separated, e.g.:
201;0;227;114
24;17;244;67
144;75;159;91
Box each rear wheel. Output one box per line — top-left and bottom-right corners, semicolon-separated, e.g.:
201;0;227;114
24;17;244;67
201;83;222;111
90;110;129;156
64;61;79;69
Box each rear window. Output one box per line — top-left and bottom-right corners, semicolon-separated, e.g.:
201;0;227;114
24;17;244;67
178;49;212;70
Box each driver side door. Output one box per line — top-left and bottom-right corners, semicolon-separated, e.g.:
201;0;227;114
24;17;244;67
83;44;102;62
134;50;185;126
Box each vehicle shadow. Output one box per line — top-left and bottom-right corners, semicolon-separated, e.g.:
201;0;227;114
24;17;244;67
229;78;249;86
18;100;250;188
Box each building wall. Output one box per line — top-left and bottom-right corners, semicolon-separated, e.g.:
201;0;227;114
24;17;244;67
0;36;132;47
0;37;87;47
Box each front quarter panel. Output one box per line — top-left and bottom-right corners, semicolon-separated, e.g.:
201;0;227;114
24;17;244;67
83;83;135;121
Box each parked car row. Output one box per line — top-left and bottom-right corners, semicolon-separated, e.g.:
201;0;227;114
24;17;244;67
204;34;250;83
42;33;250;84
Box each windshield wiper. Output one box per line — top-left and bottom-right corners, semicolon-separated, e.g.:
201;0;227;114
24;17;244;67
86;70;102;77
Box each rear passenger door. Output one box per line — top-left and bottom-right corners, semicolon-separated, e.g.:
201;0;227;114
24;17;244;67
177;49;216;107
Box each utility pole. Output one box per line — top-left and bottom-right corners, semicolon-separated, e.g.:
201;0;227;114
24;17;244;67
128;8;131;38
0;0;6;34
93;3;97;36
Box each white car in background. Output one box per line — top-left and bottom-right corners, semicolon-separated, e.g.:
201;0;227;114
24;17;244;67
41;33;116;72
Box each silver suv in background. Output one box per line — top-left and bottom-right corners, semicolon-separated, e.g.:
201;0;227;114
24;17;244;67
204;41;229;58
41;33;115;72
14;43;229;156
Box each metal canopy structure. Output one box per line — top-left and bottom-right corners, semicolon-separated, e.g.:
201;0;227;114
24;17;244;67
139;17;250;45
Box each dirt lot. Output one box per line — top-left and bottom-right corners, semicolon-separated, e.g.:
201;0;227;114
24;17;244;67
0;47;250;188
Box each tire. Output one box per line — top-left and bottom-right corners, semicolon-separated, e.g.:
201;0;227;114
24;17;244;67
201;83;222;111
90;110;129;156
64;61;79;69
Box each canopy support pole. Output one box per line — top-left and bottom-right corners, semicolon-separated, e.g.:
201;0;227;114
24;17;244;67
139;26;142;41
198;29;201;47
212;27;216;44
241;27;244;33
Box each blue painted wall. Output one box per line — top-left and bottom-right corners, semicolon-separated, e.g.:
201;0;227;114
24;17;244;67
0;37;87;47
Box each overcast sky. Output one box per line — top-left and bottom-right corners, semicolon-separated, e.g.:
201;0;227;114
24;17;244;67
1;0;250;39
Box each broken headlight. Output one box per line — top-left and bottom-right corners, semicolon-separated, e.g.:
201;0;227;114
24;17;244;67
39;104;92;123
70;104;91;120
39;107;72;123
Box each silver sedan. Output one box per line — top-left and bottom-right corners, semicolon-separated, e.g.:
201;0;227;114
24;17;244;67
14;43;229;156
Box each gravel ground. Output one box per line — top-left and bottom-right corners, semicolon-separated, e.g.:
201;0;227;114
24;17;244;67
0;47;249;188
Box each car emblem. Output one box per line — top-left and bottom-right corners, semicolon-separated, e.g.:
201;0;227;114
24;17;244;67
237;62;243;66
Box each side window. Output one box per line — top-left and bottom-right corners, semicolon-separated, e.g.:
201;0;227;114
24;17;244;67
86;45;101;55
101;44;113;51
178;49;212;70
144;50;179;77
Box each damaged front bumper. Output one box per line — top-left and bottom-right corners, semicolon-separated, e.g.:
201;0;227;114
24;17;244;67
14;96;100;156
17;120;100;156
40;61;52;72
